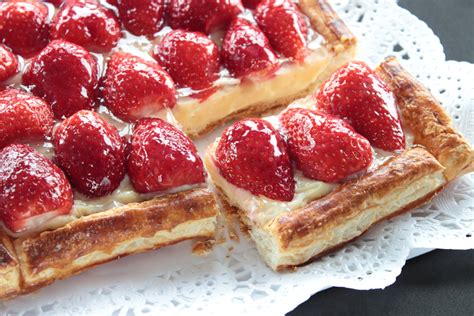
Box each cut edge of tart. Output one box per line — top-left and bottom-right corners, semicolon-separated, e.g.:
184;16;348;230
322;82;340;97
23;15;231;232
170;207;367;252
172;0;358;138
204;57;474;271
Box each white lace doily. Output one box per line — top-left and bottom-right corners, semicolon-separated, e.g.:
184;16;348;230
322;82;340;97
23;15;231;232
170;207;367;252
2;1;473;315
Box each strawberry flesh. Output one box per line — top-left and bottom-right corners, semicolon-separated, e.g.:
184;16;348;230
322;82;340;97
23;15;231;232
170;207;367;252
116;0;165;37
215;118;295;201
154;29;220;92
0;0;50;58
23;40;100;119
242;0;261;9
127;118;205;193
315;61;406;152
255;0;308;60
0;89;54;149
280;108;373;183
103;52;177;122
0;45;18;84
51;1;121;52
0;144;73;233
53;110;126;197
221;18;278;79
167;0;243;33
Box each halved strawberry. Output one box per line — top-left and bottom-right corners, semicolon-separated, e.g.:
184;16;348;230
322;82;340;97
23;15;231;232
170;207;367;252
103;52;176;122
221;18;278;79
116;0;165;37
50;1;121;52
315;61;406;152
255;0;308;60
22;40;100;119
154;29;220;92
0;0;50;58
53;110;126;197
0;144;73;233
0;89;54;149
127;118;205;193
167;0;243;33
0;45;18;84
214;118;295;201
280;108;373;183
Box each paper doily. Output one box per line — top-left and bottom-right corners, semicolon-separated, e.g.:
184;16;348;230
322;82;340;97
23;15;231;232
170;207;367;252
2;0;473;315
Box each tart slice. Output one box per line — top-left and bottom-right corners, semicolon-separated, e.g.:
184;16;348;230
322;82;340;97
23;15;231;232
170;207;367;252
205;57;474;271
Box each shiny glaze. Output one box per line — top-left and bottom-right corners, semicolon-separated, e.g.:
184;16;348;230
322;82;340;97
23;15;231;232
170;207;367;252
116;0;166;37
0;45;19;83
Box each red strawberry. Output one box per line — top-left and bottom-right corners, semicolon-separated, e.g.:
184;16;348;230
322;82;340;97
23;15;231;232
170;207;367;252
154;29;220;91
242;0;261;9
315;61;406;152
103;52;176;122
116;0;165;37
215;118;295;201
22;40;100;119
221;18;278;79
127;118;205;193
0;45;18;83
53;110;126;197
50;1;121;52
0;0;50;58
167;0;243;33
0;89;54;149
255;0;308;60
0;144;73;233
280;108;373;183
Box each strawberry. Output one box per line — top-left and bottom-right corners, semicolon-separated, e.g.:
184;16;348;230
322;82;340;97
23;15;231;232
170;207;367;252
0;89;54;149
280;108;373;183
22;40;100;119
221;18;278;79
242;0;261;9
127;118;205;193
50;1;121;53
255;0;308;60
53;110;126;197
0;45;18;83
116;0;165;37
103;52;176;122
315;61;406;152
0;144;73;233
0;0;50;58
215;118;295;201
154;29;220;91
167;0;243;34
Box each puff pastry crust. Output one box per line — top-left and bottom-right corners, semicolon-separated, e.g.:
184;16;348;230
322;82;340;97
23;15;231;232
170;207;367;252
0;188;218;299
208;58;473;271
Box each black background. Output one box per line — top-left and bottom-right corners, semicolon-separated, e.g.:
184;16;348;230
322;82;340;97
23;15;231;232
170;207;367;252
289;1;474;315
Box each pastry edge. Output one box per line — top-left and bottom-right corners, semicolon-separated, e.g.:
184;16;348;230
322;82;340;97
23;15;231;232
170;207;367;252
0;187;218;300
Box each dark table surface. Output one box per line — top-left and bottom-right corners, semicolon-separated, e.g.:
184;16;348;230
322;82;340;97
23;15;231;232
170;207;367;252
289;1;474;315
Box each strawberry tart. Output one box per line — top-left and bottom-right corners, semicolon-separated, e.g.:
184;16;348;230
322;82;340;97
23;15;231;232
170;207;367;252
205;58;474;270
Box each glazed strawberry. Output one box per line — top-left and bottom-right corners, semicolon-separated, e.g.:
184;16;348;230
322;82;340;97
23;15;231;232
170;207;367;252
103;52;176;122
116;0;165;37
221;18;278;78
215;118;295;201
167;0;243;33
255;0;308;59
154;30;220;91
242;0;261;9
0;45;18;84
0;89;54;149
50;1;121;52
315;61;406;152
127;118;205;193
0;144;73;233
280;108;373;183
0;0;49;58
22;40;100;119
53;110;126;197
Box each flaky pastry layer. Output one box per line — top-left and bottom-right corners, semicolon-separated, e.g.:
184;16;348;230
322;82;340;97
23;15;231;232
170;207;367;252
0;188;218;299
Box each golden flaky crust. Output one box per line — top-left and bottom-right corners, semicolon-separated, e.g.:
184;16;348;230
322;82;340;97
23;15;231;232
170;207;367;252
0;232;20;300
1;188;218;299
376;57;474;180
